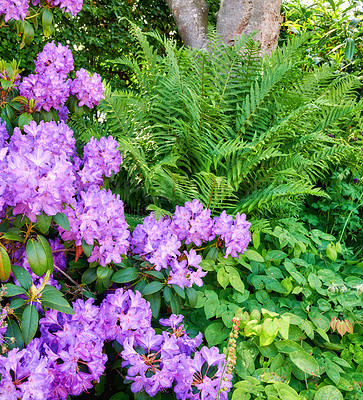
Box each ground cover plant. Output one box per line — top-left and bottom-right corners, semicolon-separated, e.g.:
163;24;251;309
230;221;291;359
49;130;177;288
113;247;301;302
1;0;363;399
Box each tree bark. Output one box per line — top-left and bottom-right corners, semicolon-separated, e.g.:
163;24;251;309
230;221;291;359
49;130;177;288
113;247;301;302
167;0;283;54
216;0;282;53
166;0;210;49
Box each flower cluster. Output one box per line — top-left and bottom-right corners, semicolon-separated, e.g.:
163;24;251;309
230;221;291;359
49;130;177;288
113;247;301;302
0;121;77;221
0;0;28;21
0;118;128;267
131;199;251;288
60;186;130;266
78;136;122;187
122;314;230;399
70;68;105;108
19;42;104;114
0;286;229;399
0;0;83;21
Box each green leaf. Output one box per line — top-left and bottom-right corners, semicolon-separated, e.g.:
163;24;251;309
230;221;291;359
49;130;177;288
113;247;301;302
21;304;39;344
204;296;220;319
243;249;264;263
226;266;244;293
42;7;53;28
82;268;98;284
345;38;355;61
18;112;33;129
11;265;32;291
112;267;139;283
3;283;27;296
144;292;161;319
7;319;24;350
315;385;343;400
10;297;26;310
37;235;54;274
252;230;260;249
163;285;172;302
26;238;48;276
141;281;163;296
265;250;287;261
97;266;111;280
53;212;71;231
170;295;181;314
289;350;320;376
325;360;340;384
185;286;197;308
172;284;185;298
41;284;64;296
41;292;75;314
205;321;230;346
81;239;93;257
275;340;302;354
36;212;52;234
0;246;11;281
2;232;23;241
309;310;330;331
217;267;229;289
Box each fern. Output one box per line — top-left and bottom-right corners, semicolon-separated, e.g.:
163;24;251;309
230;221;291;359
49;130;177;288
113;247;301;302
87;28;363;219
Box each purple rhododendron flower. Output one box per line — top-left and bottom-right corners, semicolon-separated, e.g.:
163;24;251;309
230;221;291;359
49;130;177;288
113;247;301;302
35;41;74;79
0;0;28;21
70;68;105;108
49;0;83;16
78;136;122;187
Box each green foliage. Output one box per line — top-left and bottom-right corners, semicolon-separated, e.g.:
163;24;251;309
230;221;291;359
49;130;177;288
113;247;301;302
301;167;363;255
281;0;363;73
92;27;363;218
186;219;363;399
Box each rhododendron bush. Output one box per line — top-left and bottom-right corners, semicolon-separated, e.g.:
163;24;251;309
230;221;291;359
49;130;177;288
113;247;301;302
0;116;251;399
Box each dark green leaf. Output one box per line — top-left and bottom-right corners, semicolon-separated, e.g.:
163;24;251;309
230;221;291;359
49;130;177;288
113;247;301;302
7;319;24;350
26;238;48;276
163;285;172;302
18;112;33;129
10;297;26;310
53;212;71;231
21;304;39;344
41;292;75;314
205;322;230;346
3;283;27;296
36;212;52;234
81;239;94;257
112;267;139;283
97;266;111;280
144;292;161;319
1;232;23;241
11;265;32;291
37;235;54;273
82;268;98;285
172;284;185;298
141;281;163;296
185;286;197;308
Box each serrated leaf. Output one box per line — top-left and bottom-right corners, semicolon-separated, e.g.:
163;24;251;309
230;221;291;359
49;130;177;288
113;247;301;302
21;304;39;344
11;265;32;291
111;267;139;283
0;246;11;281
41;293;74;314
53;212;71;231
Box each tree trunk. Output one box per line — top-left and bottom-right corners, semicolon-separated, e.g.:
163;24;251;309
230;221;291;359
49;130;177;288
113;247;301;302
167;0;283;54
216;0;282;53
166;0;210;49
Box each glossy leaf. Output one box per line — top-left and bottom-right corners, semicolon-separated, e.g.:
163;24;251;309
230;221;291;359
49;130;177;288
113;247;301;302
21;304;39;344
0;246;11;281
11;265;32;291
